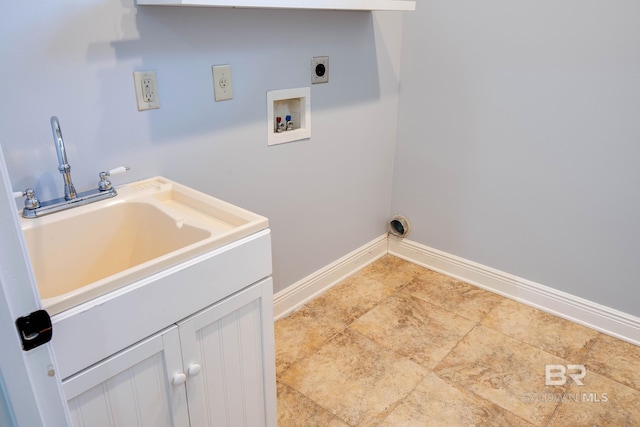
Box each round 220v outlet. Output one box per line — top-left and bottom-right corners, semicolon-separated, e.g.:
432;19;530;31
311;56;329;84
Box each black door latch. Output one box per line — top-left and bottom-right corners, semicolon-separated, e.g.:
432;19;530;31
15;310;52;351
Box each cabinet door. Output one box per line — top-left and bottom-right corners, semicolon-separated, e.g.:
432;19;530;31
62;326;190;427
178;277;277;427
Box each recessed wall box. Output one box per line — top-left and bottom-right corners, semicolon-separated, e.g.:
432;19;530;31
267;87;311;146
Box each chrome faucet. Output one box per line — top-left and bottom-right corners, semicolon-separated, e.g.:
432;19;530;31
51;116;77;201
15;116;129;218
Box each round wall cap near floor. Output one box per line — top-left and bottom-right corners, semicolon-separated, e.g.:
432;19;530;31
388;215;410;238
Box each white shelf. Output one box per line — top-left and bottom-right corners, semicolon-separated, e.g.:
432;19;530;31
136;0;416;12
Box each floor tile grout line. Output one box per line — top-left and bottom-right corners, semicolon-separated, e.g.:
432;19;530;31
431;371;538;427
374;368;436;426
276;285;419;381
579;334;640;394
276;379;354;426
407;263;613;352
470;323;577;364
401;289;600;364
431;352;551;425
399;271;523;327
430;323;572;427
341;286;480;372
277;377;343;423
543;387;569;427
275;268;419;380
438;323;634;425
396;285;492;325
431;321;482;373
275;305;351;379
279;326;431;427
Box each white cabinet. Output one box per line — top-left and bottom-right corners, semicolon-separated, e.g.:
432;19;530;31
180;277;276;426
52;228;275;426
62;278;276;427
63;326;188;427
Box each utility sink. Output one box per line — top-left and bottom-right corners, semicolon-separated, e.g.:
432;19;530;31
19;177;268;315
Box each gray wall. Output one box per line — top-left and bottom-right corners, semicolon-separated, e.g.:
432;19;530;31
0;375;15;427
4;0;637;319
1;1;403;293
392;1;640;316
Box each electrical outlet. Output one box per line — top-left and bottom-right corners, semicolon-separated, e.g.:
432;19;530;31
141;79;154;102
133;71;160;111
311;56;329;84
212;65;233;101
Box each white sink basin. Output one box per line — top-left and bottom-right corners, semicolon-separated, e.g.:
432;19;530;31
20;177;268;314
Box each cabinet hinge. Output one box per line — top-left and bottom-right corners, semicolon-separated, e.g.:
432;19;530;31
15;310;52;351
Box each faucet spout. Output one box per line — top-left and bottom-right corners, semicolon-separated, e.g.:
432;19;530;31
18;117;127;218
50;116;77;200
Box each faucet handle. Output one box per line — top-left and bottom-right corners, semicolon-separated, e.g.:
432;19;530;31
99;166;130;191
14;188;41;210
107;166;130;176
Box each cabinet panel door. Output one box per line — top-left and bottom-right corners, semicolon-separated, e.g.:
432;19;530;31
179;278;277;427
62;326;189;427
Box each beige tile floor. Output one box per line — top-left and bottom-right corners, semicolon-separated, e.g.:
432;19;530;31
275;255;640;426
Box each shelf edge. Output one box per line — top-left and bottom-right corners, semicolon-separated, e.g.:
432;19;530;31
136;0;416;12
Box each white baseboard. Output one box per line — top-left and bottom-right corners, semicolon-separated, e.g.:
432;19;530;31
273;234;640;346
273;235;388;320
388;236;640;347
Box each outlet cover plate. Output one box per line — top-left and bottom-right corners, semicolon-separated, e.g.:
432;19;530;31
133;71;160;111
212;64;233;101
311;56;329;84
